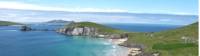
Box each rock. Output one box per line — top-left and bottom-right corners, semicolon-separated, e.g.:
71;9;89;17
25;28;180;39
109;34;121;39
152;52;160;56
128;48;142;56
57;26;129;39
20;25;32;31
57;26;98;37
98;34;105;37
56;22;129;39
71;28;84;35
82;27;97;36
121;33;129;38
131;48;141;51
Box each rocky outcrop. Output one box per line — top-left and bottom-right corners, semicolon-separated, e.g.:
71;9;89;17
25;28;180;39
128;48;142;56
121;43;160;56
56;26;128;39
20;25;32;31
57;27;98;36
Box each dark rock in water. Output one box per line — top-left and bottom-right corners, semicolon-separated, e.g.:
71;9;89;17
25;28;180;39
20;25;32;31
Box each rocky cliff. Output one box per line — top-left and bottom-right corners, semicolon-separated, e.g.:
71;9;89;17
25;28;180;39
56;22;128;39
57;27;98;36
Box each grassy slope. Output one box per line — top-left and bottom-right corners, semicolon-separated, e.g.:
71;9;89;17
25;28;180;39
126;22;198;56
66;22;126;34
0;21;21;26
65;22;198;56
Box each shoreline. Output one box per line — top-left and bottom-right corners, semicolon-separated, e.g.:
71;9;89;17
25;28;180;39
108;38;143;56
107;38;130;56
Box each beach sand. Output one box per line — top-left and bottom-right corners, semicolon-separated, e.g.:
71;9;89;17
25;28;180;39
106;38;130;56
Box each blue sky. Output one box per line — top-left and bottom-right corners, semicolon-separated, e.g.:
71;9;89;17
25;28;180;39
0;0;198;15
0;0;198;25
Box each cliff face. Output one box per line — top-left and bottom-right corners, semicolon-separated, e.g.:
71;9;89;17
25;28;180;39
57;27;98;36
56;22;128;39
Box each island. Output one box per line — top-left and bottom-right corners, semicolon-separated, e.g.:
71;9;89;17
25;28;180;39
56;22;198;56
46;20;74;23
0;21;22;26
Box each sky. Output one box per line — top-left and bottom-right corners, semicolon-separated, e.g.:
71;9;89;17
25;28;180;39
0;0;198;25
0;0;198;15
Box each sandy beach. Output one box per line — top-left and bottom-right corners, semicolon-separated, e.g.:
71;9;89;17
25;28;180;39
107;38;143;56
106;38;130;56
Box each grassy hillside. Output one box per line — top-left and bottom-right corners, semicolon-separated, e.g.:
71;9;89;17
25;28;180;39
125;22;198;56
64;21;198;56
66;22;126;34
0;21;22;26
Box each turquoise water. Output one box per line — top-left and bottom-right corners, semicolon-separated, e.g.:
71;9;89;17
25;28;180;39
0;26;127;56
0;23;181;56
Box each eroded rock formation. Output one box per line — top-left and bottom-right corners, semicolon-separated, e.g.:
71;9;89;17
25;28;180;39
56;26;128;39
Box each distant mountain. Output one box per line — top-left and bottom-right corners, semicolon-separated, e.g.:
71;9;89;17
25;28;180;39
0;21;22;26
46;20;73;23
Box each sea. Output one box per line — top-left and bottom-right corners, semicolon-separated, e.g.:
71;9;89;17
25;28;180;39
0;23;183;56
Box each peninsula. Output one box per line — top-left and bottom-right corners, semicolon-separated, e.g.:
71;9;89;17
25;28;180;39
0;21;22;26
57;22;198;56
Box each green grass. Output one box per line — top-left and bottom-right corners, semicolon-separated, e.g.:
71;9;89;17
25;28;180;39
65;22;198;56
152;43;197;50
125;22;198;56
66;22;126;34
0;21;22;26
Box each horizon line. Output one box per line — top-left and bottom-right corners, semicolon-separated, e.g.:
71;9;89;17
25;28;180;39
0;8;198;16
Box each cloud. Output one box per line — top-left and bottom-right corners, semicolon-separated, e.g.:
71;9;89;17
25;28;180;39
0;9;197;25
0;1;128;12
0;1;195;15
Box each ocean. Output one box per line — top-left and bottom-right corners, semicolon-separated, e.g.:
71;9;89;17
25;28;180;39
0;23;183;56
103;23;182;32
